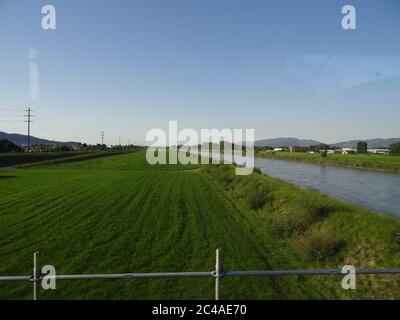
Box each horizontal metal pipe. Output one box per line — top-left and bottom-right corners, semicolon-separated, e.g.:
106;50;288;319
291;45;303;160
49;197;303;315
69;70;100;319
0;276;31;282
55;274;133;280
353;269;400;275
54;271;213;280
1;269;400;282
225;270;341;277
225;268;400;277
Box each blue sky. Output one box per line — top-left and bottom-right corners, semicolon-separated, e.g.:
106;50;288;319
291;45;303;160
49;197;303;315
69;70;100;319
0;0;399;145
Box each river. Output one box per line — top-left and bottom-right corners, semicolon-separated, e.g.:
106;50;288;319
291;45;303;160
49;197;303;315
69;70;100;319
252;156;400;217
197;151;400;216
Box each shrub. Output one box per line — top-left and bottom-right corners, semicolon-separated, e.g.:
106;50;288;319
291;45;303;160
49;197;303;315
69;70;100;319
292;225;345;261
310;198;338;221
269;208;314;238
0;139;21;153
357;141;368;154
320;151;327;158
217;165;235;188
247;183;270;210
394;230;400;245
390;143;400;156
268;191;338;238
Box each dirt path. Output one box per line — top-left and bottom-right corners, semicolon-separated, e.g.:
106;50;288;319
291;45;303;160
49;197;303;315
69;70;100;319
0;166;16;171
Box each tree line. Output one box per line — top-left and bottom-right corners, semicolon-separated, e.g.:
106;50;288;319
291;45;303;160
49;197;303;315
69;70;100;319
0;139;142;153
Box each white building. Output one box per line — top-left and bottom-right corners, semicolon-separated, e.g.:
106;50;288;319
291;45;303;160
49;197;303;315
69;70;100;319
368;148;390;155
341;148;356;154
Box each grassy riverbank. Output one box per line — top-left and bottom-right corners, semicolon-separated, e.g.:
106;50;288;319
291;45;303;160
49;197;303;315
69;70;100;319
0;151;399;299
206;164;400;299
256;151;400;173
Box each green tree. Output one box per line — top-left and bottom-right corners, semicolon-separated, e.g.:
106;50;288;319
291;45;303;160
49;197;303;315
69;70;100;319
310;144;329;152
0;139;21;153
390;142;400;156
357;141;368;154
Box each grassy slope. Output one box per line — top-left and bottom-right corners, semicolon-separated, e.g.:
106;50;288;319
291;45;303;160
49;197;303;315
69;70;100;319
0;151;399;299
205;165;400;299
256;151;400;173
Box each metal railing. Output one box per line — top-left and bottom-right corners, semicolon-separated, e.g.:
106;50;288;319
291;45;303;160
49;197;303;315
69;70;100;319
1;249;400;300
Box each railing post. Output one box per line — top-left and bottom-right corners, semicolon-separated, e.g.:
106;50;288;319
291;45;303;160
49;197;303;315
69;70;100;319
215;248;221;300
33;251;40;300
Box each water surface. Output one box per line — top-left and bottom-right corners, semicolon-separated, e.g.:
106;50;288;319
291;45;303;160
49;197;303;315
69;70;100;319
253;156;400;216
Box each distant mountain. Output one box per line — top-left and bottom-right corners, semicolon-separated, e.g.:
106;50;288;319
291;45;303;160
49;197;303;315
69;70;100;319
0;131;80;147
254;137;400;149
332;138;400;149
254;137;322;148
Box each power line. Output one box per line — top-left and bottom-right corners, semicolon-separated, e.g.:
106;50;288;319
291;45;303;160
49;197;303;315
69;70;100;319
34;115;61;133
0;108;25;123
24;108;33;151
33;111;70;138
28;110;71;138
0;106;25;110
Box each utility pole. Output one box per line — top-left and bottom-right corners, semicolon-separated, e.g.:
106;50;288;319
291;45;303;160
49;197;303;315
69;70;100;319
101;131;105;146
119;137;121;146
25;108;33;151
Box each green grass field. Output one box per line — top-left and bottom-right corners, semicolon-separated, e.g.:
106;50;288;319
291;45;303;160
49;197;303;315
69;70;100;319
0;152;93;168
0;151;399;299
0;151;134;169
256;151;400;173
